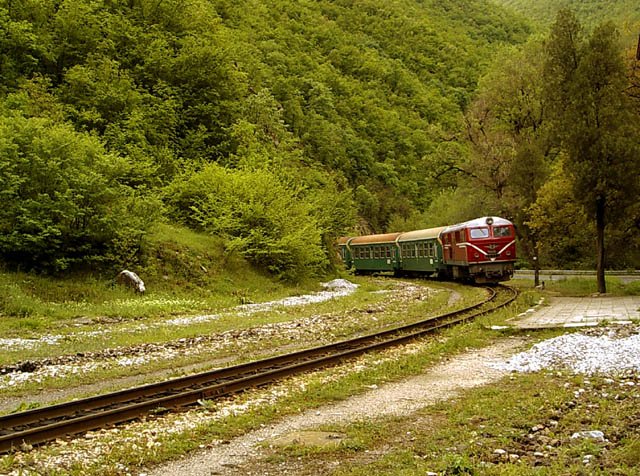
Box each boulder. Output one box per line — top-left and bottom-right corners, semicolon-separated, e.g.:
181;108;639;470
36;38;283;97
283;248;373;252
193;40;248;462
116;270;146;293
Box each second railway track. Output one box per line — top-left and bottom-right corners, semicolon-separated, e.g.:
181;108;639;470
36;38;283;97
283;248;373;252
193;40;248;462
0;283;518;454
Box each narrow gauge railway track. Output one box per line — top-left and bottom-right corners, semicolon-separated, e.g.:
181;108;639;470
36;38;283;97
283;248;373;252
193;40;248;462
0;284;517;454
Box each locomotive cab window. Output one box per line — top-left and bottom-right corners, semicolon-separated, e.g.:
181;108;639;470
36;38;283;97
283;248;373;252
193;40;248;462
469;227;489;239
493;226;512;237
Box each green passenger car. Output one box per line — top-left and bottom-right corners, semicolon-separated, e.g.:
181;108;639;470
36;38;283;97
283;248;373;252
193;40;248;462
395;226;446;276
338;232;401;274
338;226;447;276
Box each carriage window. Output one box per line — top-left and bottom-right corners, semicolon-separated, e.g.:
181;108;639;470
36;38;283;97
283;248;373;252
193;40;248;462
493;226;512;237
469;227;490;239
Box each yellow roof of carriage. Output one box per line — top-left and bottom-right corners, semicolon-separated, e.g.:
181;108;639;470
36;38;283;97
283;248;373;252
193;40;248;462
397;226;446;242
348;232;402;245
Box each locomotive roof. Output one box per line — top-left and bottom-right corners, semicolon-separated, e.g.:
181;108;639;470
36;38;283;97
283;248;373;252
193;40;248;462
348;232;402;245
397;226;447;242
442;216;513;233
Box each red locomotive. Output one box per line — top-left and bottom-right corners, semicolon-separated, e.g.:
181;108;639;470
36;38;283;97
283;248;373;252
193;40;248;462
439;216;516;283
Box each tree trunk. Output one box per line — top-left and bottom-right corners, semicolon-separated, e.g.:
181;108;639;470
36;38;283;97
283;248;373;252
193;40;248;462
531;238;540;288
595;196;606;294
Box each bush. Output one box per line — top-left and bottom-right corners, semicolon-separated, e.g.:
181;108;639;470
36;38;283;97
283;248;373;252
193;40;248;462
0;110;160;271
164;163;328;280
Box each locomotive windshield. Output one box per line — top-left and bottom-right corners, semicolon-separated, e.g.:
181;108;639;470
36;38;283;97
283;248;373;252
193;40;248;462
493;226;512;237
469;227;489;239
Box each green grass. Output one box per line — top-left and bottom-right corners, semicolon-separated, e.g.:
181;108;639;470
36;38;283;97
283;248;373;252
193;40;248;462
512;276;640;297
324;371;640;475
0;224;308;332
0;276;483;405
544;277;640;296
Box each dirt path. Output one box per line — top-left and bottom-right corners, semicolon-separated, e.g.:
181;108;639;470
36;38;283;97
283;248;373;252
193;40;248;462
147;337;527;476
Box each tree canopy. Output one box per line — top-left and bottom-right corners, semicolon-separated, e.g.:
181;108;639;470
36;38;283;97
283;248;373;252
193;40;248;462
0;0;532;277
495;0;640;45
0;0;638;279
542;11;640;291
459;9;640;282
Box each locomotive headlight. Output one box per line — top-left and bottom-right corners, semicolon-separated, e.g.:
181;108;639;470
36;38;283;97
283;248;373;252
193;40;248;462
486;217;494;225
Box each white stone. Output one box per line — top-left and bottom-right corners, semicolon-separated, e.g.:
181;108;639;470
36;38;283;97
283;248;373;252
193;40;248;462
116;270;146;293
571;431;605;442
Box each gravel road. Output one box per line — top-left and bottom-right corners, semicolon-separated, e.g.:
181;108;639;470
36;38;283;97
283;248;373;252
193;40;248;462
146;338;527;476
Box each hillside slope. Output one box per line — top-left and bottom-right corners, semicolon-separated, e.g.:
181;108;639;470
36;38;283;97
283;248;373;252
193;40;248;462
0;0;530;254
495;0;640;43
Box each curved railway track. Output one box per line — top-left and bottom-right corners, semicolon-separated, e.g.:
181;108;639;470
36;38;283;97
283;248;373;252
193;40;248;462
0;283;518;454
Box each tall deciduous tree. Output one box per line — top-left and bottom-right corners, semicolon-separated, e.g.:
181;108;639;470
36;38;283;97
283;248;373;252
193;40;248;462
463;41;551;283
544;10;640;293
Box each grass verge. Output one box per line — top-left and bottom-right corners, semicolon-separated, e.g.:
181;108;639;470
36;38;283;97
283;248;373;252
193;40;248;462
320;370;640;476
512;276;640;297
0;279;481;402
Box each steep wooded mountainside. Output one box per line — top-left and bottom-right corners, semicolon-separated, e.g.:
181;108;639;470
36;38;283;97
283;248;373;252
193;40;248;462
495;0;640;43
0;0;530;276
2;0;638;277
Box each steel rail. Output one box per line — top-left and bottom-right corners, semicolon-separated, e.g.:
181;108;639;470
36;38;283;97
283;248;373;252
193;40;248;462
0;284;517;453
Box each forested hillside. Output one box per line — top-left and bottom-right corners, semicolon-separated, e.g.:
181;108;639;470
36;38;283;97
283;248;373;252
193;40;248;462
495;0;640;43
1;0;639;282
0;0;530;278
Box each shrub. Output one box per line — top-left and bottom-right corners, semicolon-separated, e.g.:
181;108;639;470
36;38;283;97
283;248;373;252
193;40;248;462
164;163;328;280
0;110;160;271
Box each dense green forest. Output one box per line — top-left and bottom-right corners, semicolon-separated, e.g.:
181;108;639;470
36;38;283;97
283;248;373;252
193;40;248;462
0;0;639;281
495;0;640;43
